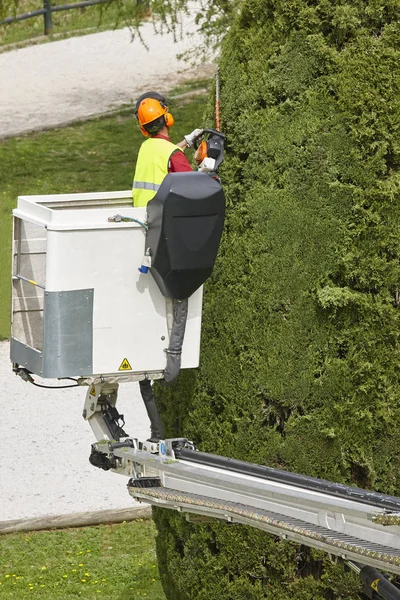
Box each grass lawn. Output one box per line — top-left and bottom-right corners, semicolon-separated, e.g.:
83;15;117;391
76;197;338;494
0;80;210;339
0;0;144;48
0;518;167;599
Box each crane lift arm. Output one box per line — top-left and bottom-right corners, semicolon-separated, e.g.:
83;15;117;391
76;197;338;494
87;425;400;599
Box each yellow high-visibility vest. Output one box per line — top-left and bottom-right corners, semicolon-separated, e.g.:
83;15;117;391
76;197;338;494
132;137;183;207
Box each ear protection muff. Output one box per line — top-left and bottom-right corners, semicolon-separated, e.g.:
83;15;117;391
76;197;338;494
140;124;150;137
164;112;174;128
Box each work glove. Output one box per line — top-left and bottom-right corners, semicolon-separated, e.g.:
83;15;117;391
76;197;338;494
184;128;204;148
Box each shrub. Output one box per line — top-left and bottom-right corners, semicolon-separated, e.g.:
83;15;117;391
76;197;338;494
155;1;400;598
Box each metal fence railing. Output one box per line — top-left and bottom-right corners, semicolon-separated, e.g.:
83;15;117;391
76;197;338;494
0;0;146;35
0;0;110;35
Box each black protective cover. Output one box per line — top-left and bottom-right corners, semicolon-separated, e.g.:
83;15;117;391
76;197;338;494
146;172;225;299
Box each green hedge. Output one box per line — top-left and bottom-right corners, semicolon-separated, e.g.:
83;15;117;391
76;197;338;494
154;1;400;598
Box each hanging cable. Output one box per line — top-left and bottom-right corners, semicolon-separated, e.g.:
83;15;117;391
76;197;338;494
15;367;81;389
30;381;80;389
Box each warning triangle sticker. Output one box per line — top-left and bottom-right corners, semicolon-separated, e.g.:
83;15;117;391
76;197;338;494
118;358;132;371
371;579;380;593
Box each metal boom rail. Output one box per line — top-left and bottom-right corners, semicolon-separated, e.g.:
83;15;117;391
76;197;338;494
91;438;400;580
176;448;400;512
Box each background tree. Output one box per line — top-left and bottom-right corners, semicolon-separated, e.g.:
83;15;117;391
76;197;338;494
154;1;400;598
126;0;240;61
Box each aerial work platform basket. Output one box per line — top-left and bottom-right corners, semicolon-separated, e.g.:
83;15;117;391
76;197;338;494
10;190;203;380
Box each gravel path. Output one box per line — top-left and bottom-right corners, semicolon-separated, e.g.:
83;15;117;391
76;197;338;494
1;12;210;522
0;10;213;139
0;340;151;522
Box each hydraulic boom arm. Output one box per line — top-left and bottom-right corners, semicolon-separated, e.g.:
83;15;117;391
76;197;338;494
87;427;400;592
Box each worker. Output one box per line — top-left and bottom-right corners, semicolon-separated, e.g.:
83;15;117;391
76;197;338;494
132;91;204;207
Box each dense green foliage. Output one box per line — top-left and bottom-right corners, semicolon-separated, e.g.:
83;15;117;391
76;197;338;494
0;519;166;599
154;1;400;598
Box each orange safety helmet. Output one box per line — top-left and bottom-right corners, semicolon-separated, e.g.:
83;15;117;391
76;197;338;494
135;92;175;137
